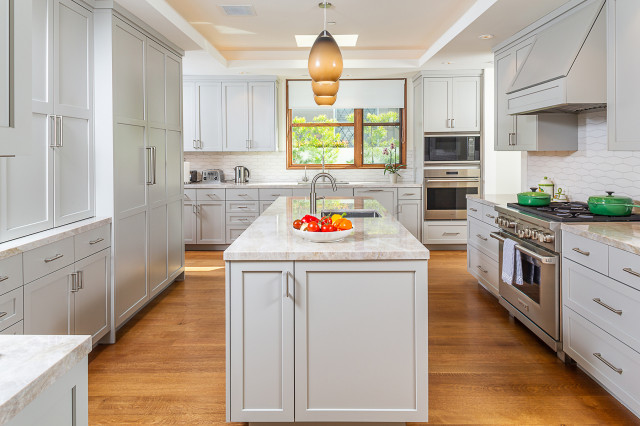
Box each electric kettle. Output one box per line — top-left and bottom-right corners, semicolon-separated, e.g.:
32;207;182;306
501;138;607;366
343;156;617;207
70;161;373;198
234;166;250;183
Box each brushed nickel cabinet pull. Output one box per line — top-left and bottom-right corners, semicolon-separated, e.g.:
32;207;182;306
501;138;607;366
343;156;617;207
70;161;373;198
236;206;248;209
476;265;488;274
89;238;104;245
486;213;495;219
0;312;7;318
70;273;78;293
365;189;384;192
592;298;623;315
593;353;623;374
469;207;478;212
238;193;249;196
78;271;84;290
282;271;289;299
476;234;488;241
402;193;415;196
572;248;590;256
44;254;64;263
0;155;15;158
451;118;455;128
623;267;640;278
0;276;8;282
443;232;460;236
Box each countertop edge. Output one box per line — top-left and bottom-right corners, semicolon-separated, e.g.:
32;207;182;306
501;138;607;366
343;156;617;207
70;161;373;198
466;194;516;207
561;223;640;255
186;182;423;189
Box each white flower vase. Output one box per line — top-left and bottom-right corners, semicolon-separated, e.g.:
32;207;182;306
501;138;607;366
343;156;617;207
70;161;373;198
389;173;398;184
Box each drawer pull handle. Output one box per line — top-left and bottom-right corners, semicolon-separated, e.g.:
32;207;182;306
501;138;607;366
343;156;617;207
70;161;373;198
238;193;249;196
238;218;249;222
0;312;6;318
0;276;8;282
476;234;488;241
469;207;478;212
365;189;384;192
402;193;415;196
443;232;460;236
206;194;218;199
476;265;488;274
623;267;640;278
237;206;248;209
89;238;104;245
572;248;590;256
44;254;64;263
593;353;623;375
485;213;495;219
592;298;623;315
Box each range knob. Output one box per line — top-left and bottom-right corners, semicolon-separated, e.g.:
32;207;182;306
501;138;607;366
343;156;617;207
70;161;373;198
506;220;516;228
531;229;539;240
517;229;525;238
524;228;532;238
544;233;555;243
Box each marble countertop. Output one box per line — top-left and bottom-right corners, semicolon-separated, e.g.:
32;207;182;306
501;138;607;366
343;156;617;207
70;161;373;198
185;181;422;189
467;194;517;207
224;197;429;261
561;223;640;255
0;217;112;261
0;335;92;424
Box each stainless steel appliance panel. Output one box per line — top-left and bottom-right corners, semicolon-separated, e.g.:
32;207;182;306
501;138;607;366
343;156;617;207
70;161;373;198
423;167;480;220
424;134;480;164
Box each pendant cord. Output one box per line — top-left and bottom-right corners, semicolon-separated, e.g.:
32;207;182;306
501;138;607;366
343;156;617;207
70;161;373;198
323;0;327;31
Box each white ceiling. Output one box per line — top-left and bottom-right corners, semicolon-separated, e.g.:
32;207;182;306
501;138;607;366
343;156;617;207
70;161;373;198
115;0;569;75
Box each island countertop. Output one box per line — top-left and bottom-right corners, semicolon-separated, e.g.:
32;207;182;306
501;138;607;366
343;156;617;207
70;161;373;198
223;197;429;261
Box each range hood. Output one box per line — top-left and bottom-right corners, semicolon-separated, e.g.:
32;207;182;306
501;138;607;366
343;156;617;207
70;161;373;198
506;0;606;115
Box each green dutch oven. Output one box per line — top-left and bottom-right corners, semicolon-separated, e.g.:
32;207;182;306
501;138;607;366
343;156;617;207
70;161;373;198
517;187;552;206
588;191;640;216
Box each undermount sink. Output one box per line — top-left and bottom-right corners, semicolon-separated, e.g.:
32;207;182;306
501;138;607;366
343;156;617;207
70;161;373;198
320;209;382;218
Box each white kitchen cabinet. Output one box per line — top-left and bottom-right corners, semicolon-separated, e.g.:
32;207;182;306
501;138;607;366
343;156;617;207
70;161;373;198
607;0;640;150
24;265;74;336
74;249;110;342
197;83;223;151
184;199;196;244
197;200;226;244
423;76;480;133
353;187;397;215
0;287;24;332
397;198;421;239
229;261;295;422
247;82;277;151
183;81;196;152
222;82;250;151
0;321;23;335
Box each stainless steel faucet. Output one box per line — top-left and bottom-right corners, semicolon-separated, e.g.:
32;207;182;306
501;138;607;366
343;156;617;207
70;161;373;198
310;172;337;214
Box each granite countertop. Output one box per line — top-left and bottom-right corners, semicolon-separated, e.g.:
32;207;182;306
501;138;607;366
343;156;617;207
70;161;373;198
0;217;112;261
185;181;422;189
561;223;640;255
0;335;92;424
224;197;429;261
467;194;517;207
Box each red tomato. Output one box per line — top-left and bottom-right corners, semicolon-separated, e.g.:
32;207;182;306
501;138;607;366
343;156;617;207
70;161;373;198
292;219;302;230
321;224;337;232
320;216;332;226
307;222;320;232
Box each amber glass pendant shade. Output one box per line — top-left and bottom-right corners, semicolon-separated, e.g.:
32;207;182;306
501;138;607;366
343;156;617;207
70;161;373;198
308;30;343;82
311;80;339;97
313;95;337;106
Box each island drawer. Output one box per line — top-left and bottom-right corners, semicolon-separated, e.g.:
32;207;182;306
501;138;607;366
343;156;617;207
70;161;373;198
226;200;259;213
467;200;483;221
398;187;421;200
562;232;608;275
609;246;640;292
481;204;498;227
0;254;23;296
468;245;499;296
226;226;249;244
226;213;259;226
259;188;294;201
425;222;467;244
23;237;74;284
74;224;110;261
197;188;225;201
0;320;23;335
226;189;259;201
563;258;640;353
468;218;498;261
0;287;24;331
564;308;640;415
184;189;196;201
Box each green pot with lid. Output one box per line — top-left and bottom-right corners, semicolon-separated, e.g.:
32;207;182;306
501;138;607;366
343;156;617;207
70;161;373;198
588;191;640;216
517;187;552;206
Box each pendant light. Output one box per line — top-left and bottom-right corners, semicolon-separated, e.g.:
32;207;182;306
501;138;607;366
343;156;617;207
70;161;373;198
308;1;343;105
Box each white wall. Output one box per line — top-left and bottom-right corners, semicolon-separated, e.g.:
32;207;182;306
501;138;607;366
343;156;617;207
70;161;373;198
527;110;640;202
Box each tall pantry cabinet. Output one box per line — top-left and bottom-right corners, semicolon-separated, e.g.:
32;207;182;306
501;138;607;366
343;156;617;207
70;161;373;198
94;5;185;333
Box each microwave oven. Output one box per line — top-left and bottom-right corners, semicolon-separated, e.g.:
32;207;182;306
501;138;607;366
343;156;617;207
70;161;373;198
424;134;480;164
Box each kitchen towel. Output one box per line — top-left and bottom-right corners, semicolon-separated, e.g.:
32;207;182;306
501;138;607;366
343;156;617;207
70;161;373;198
502;238;524;286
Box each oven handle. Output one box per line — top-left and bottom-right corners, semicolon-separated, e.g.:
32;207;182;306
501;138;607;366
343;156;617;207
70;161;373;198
490;232;557;264
424;178;480;183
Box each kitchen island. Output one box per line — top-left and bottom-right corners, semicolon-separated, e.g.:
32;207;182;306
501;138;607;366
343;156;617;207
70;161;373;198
224;197;429;423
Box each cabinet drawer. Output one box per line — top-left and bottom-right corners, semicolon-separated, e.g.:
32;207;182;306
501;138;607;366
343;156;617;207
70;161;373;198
481;204;498;226
468;244;499;296
466;200;483;221
259;188;293;201
184;189;196;201
74;224;111;261
0;287;24;331
226;200;259;213
563;258;640;353
562;232;608;275
0;254;23;296
425;222;467;244
397;187;421;200
227;226;249;244
609;246;640;292
468;217;498;261
23;237;74;283
0;320;23;335
226;188;259;201
260;200;273;213
197;188;225;201
226;213;259;226
564;308;640;415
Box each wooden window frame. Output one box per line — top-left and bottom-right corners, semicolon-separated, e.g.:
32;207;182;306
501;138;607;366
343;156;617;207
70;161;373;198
286;79;407;170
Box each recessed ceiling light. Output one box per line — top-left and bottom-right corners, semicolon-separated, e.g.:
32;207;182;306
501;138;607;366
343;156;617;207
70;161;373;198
219;5;256;16
478;34;494;40
295;34;358;47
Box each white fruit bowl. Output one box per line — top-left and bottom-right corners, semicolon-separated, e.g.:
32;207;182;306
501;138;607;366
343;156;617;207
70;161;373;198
292;227;354;243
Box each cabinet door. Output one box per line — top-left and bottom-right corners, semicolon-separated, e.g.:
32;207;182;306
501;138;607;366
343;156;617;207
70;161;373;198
451;77;480;132
146;40;166;127
229;261;294;422
167;199;183;276
113;19;145;121
512;41;538;151
183;81;197;152
294;261;428;422
353;188;397;216
423;77;451;132
74;249;110;343
165;53;182;130
24;265;73;335
184;200;196;244
248;82;276;151
398;199;421;239
222;82;249;151
494;50;516;150
198;82;223;151
197;200;225;244
149;204;168;295
148;127;167;205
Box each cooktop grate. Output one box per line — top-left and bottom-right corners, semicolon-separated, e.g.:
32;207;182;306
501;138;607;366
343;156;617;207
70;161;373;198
506;202;640;222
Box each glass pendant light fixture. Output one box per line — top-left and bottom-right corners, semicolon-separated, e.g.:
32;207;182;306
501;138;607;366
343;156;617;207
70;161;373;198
308;1;343;105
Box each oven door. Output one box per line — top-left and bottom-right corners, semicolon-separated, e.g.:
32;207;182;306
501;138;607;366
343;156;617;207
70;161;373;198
492;231;560;341
423;178;480;220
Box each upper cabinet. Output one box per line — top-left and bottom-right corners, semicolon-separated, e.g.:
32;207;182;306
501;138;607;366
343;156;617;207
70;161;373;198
184;77;277;152
607;0;640;150
423;76;480;133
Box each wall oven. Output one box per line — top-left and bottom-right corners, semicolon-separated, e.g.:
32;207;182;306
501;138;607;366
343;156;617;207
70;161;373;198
424;134;480;164
423;167;480;220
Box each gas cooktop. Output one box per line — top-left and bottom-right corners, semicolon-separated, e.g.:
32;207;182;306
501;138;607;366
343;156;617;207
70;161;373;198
506;202;640;222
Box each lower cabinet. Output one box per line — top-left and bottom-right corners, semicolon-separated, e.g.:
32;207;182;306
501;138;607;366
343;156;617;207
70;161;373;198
74;250;110;341
467;244;499;296
227;260;428;423
24;266;74;336
424;220;467;244
354;187;396;215
397;199;421;239
183;200;196;244
0;320;23;335
197;200;226;244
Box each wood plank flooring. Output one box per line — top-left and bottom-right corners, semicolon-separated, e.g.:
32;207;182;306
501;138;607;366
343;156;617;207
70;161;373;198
87;250;640;424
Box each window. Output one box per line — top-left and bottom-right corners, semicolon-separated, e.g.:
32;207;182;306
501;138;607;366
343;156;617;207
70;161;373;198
286;80;406;169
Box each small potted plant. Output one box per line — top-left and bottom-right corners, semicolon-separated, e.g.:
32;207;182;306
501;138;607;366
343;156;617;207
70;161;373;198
383;143;404;184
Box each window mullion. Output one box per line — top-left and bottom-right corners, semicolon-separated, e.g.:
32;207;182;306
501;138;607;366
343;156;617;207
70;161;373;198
354;109;363;168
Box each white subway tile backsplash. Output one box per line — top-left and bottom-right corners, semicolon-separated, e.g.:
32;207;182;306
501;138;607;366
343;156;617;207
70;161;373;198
527;111;640;202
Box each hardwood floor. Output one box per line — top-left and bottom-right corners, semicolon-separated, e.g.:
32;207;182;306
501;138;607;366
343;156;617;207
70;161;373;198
88;250;640;424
